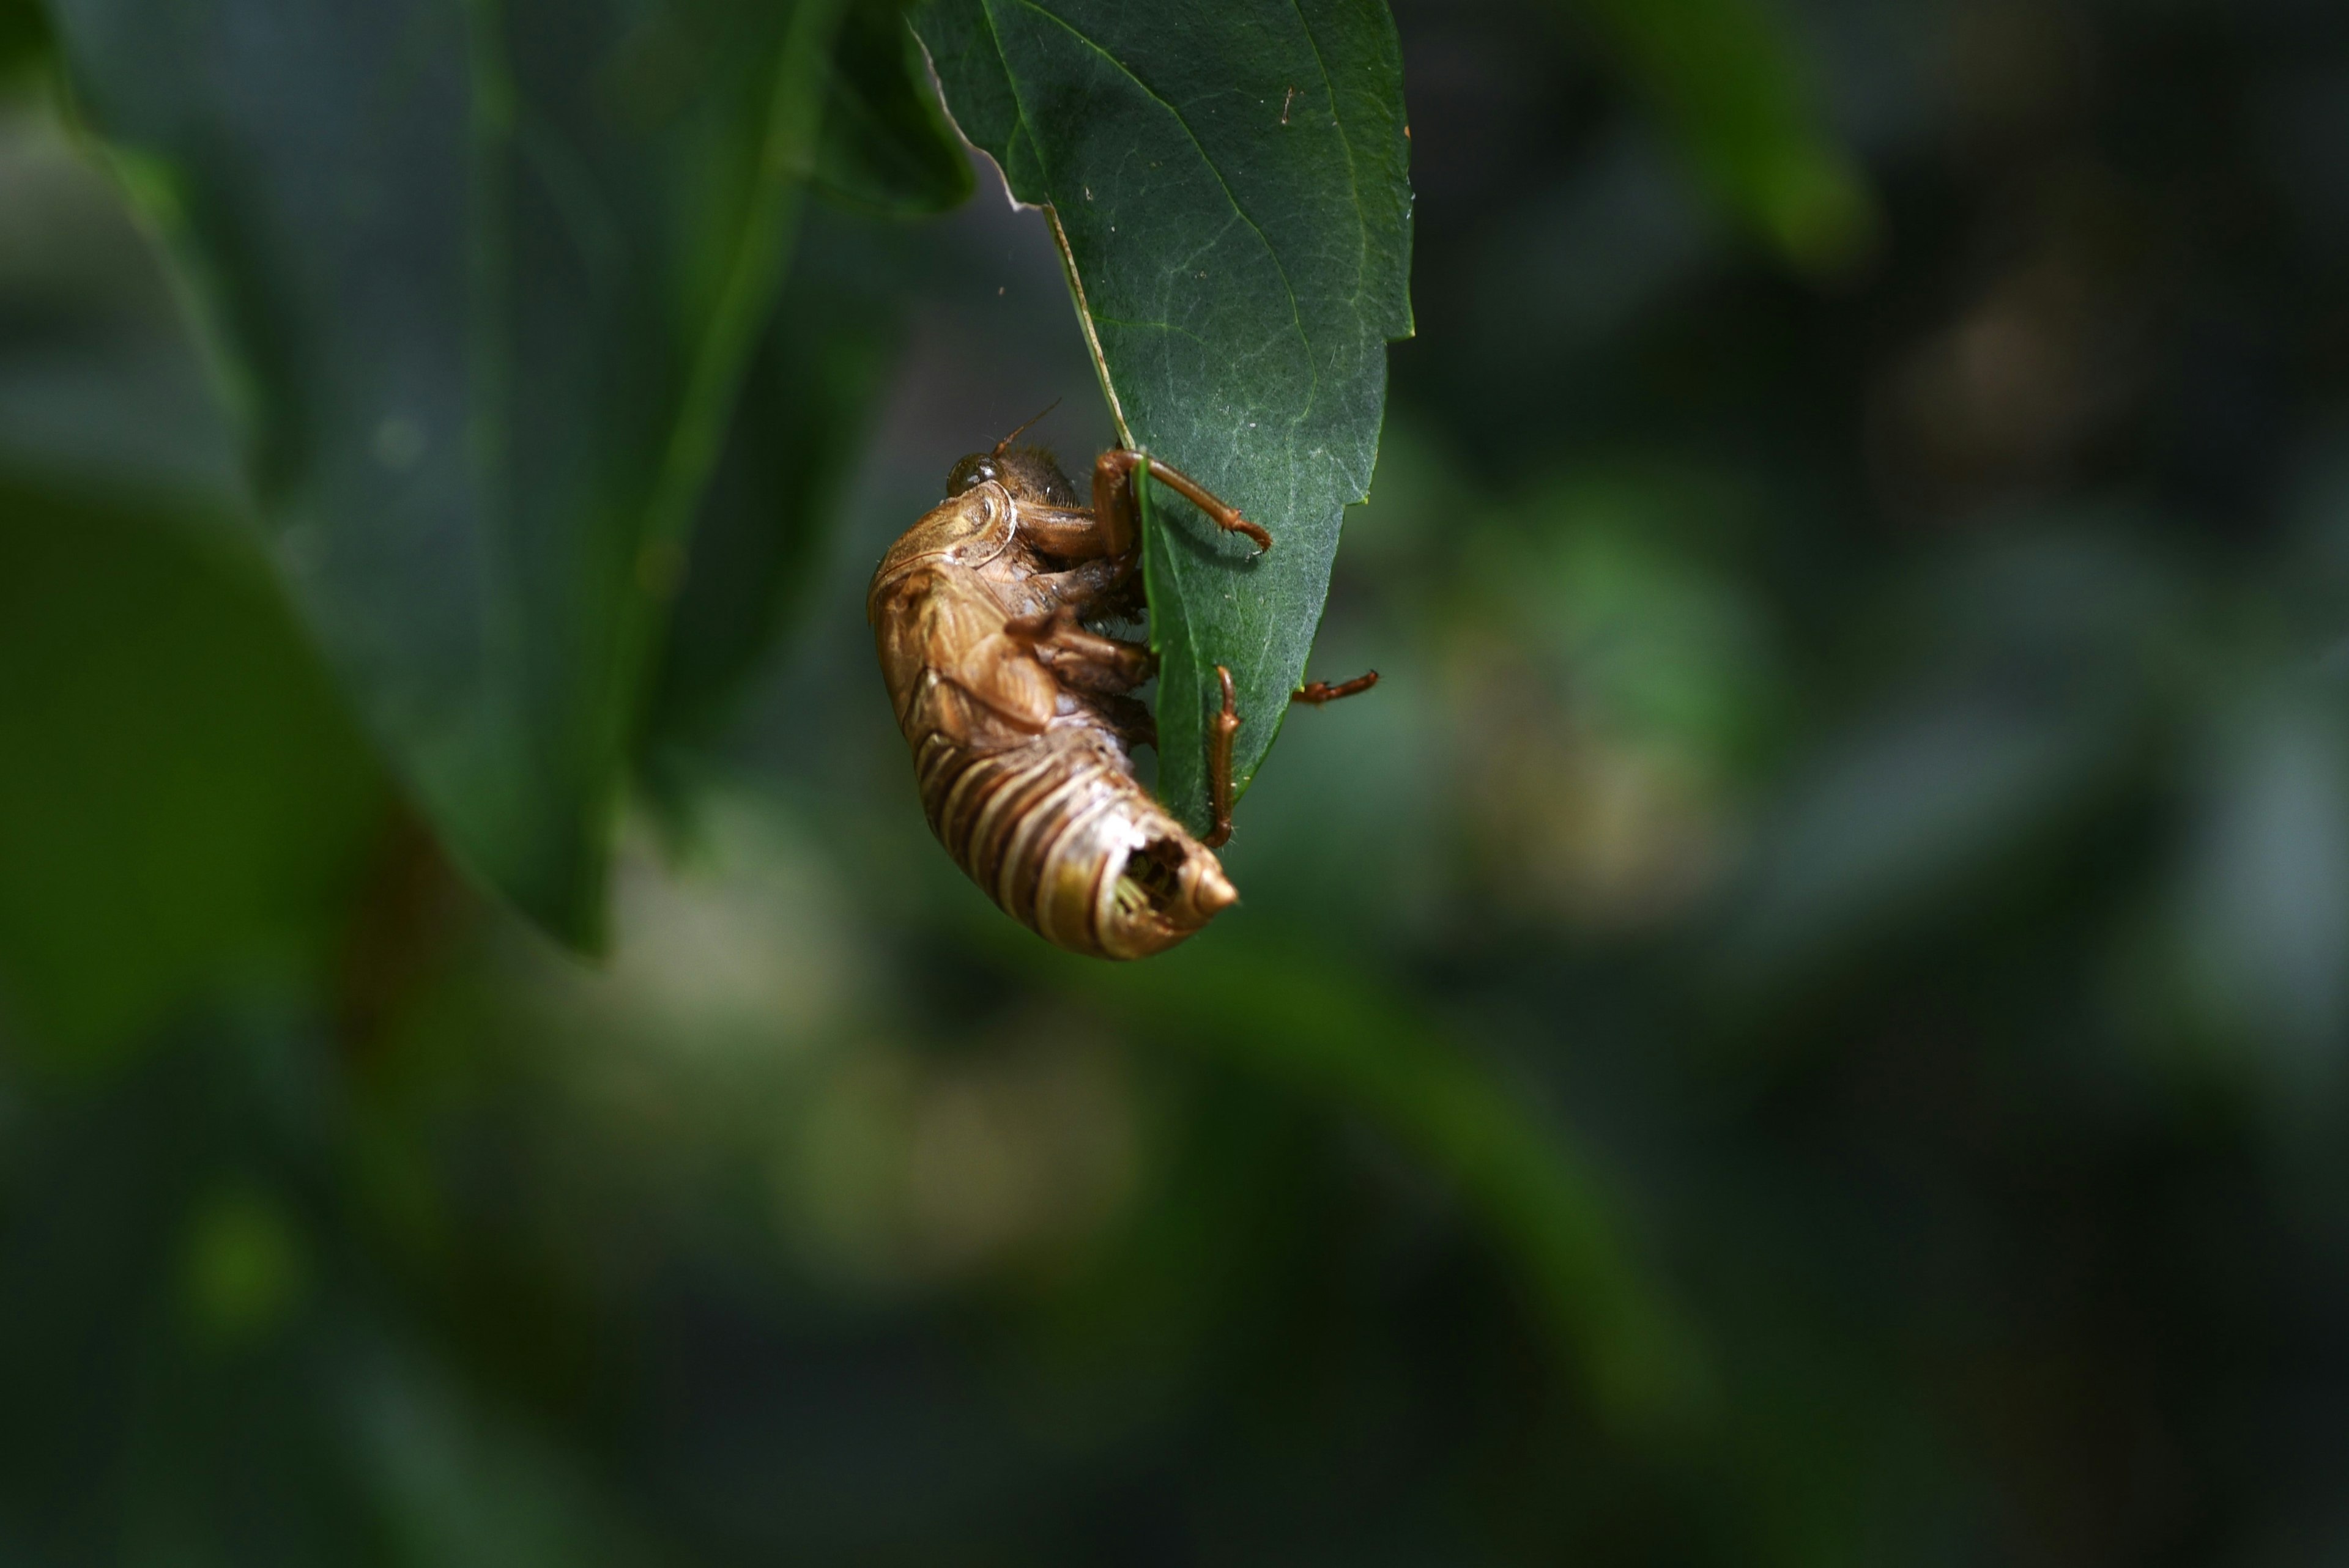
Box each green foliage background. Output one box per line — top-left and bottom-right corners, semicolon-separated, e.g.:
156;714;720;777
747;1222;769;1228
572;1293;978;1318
2;0;2347;1561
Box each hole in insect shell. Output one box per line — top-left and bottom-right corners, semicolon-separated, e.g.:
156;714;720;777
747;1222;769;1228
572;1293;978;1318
1111;835;1189;920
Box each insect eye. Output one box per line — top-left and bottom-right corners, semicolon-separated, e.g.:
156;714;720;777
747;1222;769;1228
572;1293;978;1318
946;455;998;496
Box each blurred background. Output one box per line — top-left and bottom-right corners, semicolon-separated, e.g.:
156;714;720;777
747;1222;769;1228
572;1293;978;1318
7;0;2349;1559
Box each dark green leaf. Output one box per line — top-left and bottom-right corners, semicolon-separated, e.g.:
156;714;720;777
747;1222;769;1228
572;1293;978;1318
811;0;975;217
0;482;384;1059
913;0;1413;834
0;0;47;76
643;207;910;772
46;0;850;946
0;110;380;1059
0;102;245;511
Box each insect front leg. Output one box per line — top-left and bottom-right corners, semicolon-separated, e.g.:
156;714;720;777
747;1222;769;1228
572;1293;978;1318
1006;604;1156;692
1013;509;1145;616
1094;449;1273;556
1015;506;1126;561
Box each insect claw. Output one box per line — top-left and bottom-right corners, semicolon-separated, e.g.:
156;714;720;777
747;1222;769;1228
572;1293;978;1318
1292;670;1378;704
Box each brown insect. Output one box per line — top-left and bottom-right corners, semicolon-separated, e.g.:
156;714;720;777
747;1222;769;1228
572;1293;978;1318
868;413;1375;959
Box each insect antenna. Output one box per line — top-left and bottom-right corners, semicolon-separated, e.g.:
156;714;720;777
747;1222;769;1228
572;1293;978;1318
992;397;1063;456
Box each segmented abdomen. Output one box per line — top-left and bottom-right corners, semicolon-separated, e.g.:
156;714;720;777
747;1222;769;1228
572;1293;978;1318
915;725;1168;959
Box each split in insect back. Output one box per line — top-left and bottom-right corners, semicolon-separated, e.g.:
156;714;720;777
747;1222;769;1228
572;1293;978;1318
866;409;1375;959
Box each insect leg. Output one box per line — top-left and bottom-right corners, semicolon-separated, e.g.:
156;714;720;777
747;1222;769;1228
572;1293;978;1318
1007;604;1156;692
1203;665;1241;849
1025;558;1130;613
1293;670;1379;704
1046;640;1156;694
1094;450;1273;556
1017;506;1123;560
1002;603;1082;643
1014;507;1143;611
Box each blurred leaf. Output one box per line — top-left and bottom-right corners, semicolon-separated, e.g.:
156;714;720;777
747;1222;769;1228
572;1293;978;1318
1549;0;1874;272
180;1177;311;1347
0;0;46;77
0;1040;651;1566
914;0;1415;833
0;103;247;516
812;0;974;217
0;481;384;1060
354;1348;662;1568
1719;692;2124;991
1025;933;1709;1432
0;1040;376;1564
1718;533;2172;992
1497;474;1784;754
1019;1070;1318;1404
46;0;850;947
643;208;909;774
2172;684;2349;1094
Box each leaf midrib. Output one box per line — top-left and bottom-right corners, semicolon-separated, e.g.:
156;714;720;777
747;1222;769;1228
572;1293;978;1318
1289;0;1379;326
992;0;1324;444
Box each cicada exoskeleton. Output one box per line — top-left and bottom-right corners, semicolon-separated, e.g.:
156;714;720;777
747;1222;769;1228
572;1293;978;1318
867;418;1371;959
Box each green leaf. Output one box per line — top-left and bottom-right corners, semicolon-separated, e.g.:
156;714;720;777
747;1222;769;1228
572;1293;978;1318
811;0;976;217
0;481;385;1060
912;0;1414;834
0;100;245;511
0;0;48;76
642;206;911;773
1554;0;1875;271
46;0;852;947
0;108;380;1060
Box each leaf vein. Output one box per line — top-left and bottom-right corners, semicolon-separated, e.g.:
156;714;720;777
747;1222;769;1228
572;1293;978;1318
1004;0;1321;442
1092;314;1213;350
1290;0;1371;362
